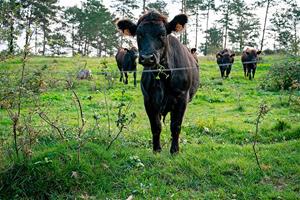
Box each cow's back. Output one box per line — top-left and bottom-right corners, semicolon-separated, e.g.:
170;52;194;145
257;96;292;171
166;35;199;101
115;49;126;69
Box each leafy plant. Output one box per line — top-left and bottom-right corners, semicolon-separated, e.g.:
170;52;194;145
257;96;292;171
261;58;300;91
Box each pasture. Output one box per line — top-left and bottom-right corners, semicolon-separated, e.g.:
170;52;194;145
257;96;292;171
0;55;299;199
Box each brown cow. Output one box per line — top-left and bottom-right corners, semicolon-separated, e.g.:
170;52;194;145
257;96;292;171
241;47;261;80
216;49;235;78
117;11;199;154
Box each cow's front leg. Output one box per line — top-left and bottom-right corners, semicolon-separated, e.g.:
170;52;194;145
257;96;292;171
170;96;187;154
219;66;225;78
226;65;231;78
124;72;128;84
248;68;252;80
243;65;247;77
252;67;256;79
145;103;162;152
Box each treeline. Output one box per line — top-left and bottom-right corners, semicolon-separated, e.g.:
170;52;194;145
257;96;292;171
0;0;299;57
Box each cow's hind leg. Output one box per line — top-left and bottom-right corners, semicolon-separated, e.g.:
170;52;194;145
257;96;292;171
170;96;187;154
145;104;162;152
133;71;137;87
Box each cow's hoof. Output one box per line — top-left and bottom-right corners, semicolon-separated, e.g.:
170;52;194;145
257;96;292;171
153;147;162;153
170;146;179;154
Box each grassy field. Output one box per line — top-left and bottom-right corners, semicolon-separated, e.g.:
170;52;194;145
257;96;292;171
0;55;299;199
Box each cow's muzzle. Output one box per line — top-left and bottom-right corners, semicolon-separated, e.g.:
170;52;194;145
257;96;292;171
139;54;157;65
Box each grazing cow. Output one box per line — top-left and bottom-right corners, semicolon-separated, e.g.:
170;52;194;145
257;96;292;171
115;47;138;86
117;11;199;154
241;47;261;80
77;69;92;80
190;48;198;63
216;49;235;78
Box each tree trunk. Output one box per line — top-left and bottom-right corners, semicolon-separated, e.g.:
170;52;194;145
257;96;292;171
8;18;14;55
224;4;229;48
71;25;75;56
293;20;298;55
35;24;38;55
42;23;46;56
143;0;146;14
260;0;270;51
195;6;199;48
204;7;210;55
181;0;187;45
98;40;102;57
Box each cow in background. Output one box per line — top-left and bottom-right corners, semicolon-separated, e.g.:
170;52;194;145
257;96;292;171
117;11;199;154
216;49;235;78
191;48;198;63
115;47;138;86
77;69;92;80
241;47;261;80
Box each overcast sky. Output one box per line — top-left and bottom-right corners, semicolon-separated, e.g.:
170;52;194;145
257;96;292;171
2;0;288;53
58;0;277;51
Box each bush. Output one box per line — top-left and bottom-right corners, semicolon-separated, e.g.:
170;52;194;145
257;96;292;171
261;58;300;91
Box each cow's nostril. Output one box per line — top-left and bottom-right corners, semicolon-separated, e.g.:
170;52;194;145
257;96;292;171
139;54;156;64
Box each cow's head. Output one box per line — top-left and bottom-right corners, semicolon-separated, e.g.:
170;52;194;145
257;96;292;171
216;49;235;65
244;48;261;61
191;48;197;54
117;11;188;67
127;47;138;61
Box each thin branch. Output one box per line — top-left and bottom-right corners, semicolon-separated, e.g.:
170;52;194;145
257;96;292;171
38;111;65;139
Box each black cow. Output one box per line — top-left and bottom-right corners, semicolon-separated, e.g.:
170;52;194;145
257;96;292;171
216;49;235;78
117;11;199;154
190;48;198;63
241;47;261;80
115;47;138;86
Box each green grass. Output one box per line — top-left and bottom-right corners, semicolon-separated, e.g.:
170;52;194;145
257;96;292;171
0;55;300;199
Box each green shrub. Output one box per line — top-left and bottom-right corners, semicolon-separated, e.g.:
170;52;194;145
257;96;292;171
272;120;291;132
261;58;300;91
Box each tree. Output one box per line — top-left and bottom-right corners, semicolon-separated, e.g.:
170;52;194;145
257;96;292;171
254;0;279;51
147;0;168;16
65;6;81;56
63;0;118;56
111;0;139;47
48;31;67;56
186;0;215;54
200;26;223;54
0;0;22;55
270;2;300;55
31;0;61;55
228;0;261;51
217;0;235;48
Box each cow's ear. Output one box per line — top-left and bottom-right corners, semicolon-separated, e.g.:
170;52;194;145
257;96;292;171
216;53;223;58
167;14;188;34
257;50;262;55
230;53;235;57
117;19;137;36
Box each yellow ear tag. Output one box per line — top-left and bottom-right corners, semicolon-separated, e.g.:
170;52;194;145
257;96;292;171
123;29;131;36
175;24;184;32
